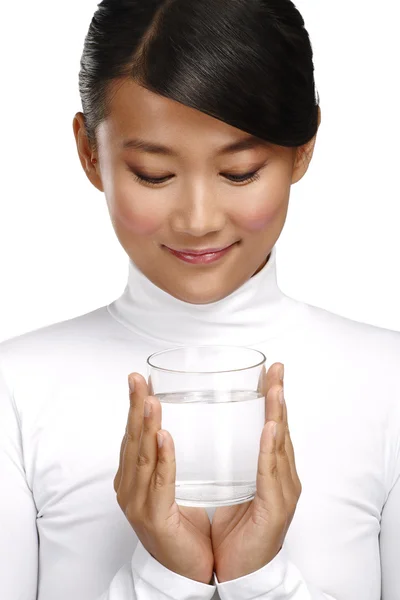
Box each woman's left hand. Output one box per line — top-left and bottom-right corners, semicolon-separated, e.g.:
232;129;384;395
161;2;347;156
211;362;302;583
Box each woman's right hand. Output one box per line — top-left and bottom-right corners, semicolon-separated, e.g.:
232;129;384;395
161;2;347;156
113;372;214;585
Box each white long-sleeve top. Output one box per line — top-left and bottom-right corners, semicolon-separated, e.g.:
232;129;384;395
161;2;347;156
1;245;400;600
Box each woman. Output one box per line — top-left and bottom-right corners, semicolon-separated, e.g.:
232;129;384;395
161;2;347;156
0;0;399;599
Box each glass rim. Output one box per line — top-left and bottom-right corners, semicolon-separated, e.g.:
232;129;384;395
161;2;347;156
147;344;266;374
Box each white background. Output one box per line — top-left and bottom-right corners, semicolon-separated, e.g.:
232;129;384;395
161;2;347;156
0;0;399;342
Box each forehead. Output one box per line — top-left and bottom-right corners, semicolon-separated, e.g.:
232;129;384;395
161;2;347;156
108;78;232;132
101;77;273;157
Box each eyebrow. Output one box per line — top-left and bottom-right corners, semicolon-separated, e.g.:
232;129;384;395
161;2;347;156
122;135;271;156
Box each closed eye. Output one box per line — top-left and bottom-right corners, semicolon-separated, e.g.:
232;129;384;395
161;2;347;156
129;169;262;187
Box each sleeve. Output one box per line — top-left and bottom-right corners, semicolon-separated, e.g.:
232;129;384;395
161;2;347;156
213;417;400;600
0;359;216;600
99;542;217;599
379;434;400;600
213;548;336;600
0;360;39;598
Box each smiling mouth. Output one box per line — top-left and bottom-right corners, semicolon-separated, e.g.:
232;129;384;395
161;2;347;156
163;242;239;265
165;242;238;255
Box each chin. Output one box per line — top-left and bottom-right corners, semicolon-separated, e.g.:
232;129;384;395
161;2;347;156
167;280;235;305
178;294;224;305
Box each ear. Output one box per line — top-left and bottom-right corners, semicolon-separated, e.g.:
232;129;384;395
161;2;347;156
291;105;322;185
72;112;104;192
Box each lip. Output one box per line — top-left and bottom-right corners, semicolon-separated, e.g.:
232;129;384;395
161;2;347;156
164;242;238;265
166;243;235;255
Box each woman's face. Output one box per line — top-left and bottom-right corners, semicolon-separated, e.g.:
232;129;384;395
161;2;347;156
74;78;320;304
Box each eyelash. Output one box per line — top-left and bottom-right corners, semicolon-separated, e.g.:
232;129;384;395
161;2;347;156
130;170;261;187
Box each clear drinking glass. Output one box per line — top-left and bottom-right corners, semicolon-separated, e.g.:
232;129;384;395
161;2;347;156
147;345;266;507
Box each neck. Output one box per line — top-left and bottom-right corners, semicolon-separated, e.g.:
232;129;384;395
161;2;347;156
107;245;301;347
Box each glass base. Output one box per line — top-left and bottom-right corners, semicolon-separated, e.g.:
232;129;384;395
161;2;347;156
175;480;256;507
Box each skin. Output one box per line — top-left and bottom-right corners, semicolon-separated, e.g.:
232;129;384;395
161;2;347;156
73;78;320;581
113;362;298;583
73;78;321;304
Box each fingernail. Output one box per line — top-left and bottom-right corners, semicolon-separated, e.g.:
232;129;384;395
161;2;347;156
279;365;285;382
157;431;164;448
279;388;285;405
144;400;152;417
128;375;135;393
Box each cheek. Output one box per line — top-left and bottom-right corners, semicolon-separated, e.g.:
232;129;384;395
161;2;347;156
242;212;273;232
234;178;290;232
109;191;165;236
238;201;281;232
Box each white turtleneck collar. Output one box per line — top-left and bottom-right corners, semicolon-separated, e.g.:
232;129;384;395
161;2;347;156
107;245;303;347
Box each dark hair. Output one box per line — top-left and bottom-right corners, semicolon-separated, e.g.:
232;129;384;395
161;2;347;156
79;0;320;155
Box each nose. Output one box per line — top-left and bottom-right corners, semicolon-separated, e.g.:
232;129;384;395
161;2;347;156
170;179;227;237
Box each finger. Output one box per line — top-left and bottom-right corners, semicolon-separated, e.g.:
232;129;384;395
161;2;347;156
266;362;284;389
115;382;141;491
254;420;285;518
280;391;302;495
283;399;302;495
282;389;288;433
147;374;154;396
130;395;164;511
275;392;297;506
118;373;149;501
257;362;282;403
257;364;267;396
113;430;127;493
264;363;284;423
265;382;284;424
147;428;178;519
